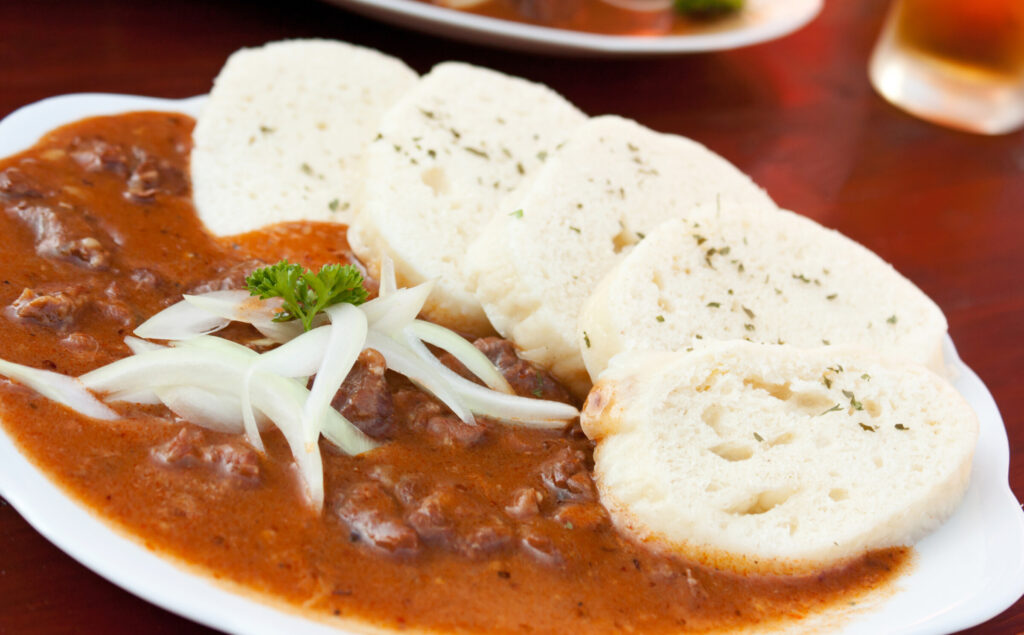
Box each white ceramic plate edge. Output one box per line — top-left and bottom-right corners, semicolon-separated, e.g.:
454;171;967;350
0;93;1021;635
325;0;823;55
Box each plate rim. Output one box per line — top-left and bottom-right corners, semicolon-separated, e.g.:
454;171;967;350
0;92;1022;635
326;0;824;55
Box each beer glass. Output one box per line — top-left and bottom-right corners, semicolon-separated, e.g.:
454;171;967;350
869;0;1024;135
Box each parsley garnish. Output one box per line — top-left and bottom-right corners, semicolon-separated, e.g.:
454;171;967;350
842;390;864;411
245;261;368;332
510;209;523;218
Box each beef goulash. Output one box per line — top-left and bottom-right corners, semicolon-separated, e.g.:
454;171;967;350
0;112;914;633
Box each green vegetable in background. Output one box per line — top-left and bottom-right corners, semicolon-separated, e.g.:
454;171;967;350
675;0;743;18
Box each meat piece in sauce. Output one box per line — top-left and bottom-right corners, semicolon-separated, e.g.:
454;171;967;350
538;446;597;503
330;349;393;438
70;138;187;200
70;137;131;175
188;259;267;294
405;482;514;559
152;427;261;482
8;203;110;269
473;337;573;403
335;481;419;554
0;167;45;199
9;287;84;330
125;148;187;201
392;388;487;447
505;486;542;520
7;281;134;332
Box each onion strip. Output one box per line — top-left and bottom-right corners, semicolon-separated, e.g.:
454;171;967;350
302;304;367;444
133;298;229;341
406;319;513;393
402;331;577;428
0;358;117;421
365;331;474;424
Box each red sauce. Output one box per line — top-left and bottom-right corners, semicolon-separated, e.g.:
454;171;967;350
0;112;909;633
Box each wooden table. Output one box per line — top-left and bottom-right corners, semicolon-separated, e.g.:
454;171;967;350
0;0;1020;632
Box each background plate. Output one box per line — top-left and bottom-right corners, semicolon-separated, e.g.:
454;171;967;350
324;0;823;56
0;94;1021;634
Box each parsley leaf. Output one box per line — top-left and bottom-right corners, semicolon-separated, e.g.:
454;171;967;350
245;260;368;332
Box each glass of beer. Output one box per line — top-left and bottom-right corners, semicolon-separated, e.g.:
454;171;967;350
869;0;1024;135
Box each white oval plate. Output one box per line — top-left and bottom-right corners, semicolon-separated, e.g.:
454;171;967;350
325;0;823;56
0;94;1022;635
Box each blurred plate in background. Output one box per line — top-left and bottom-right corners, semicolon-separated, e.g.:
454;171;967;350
325;0;823;55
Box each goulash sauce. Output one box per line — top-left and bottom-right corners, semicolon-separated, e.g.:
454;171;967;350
0;112;908;633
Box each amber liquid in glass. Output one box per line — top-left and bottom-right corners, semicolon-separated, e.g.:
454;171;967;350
897;0;1024;78
869;0;1024;134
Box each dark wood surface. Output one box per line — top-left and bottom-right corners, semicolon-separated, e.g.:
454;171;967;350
0;0;1021;633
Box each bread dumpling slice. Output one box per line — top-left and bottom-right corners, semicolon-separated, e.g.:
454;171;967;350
464;115;776;397
348;62;586;336
191;39;418;235
578;212;949;382
581;342;978;574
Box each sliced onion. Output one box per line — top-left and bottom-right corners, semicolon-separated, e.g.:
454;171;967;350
81;346;249;397
248;326;331;378
0;358;117;421
240;326;330;450
154;385;248;434
124;336;165;354
134;298;229;341
105;388;162;405
402;332;577;428
302;304;367;444
320;409;377;456
378;256;397;298
406;320;513;393
360;280;434;336
184;291;303;342
365;331;474;424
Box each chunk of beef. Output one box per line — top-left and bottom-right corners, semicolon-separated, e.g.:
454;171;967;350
97;282;135;327
8;283;134;332
519;524;563;566
335;481;419;554
60;332;99;354
393;388;487;446
204;444;260;480
9;203;110;269
125;148;187;201
188;259;267;294
70;137;131;174
9;287;85;330
129;268;167;293
405;482;513;559
69;138;186;200
0;167;44;199
538;446;596;503
505;486;542;520
152;427;260;481
550;502;608;532
331;349;393;438
473;337;573;403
